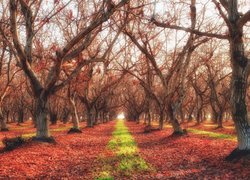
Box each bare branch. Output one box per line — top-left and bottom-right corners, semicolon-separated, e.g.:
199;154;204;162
51;58;104;93
212;0;231;29
238;10;250;27
151;18;229;40
58;0;129;59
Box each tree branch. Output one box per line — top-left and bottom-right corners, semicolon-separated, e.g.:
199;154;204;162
9;0;43;95
238;10;250;27
58;0;129;59
218;0;229;12
51;58;104;93
19;0;34;64
151;18;229;40
212;0;231;29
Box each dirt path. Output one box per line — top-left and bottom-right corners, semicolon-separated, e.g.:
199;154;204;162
0;121;115;179
127;121;250;179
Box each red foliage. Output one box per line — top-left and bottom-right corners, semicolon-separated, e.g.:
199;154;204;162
1;121;249;179
126;122;250;179
0;122;115;179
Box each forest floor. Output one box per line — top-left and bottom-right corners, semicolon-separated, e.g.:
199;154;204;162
0;121;115;179
128;121;250;179
185;121;236;135
0;120;249;179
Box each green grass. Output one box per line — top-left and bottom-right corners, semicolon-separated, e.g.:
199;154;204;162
96;120;152;179
110;120;150;173
21;133;36;139
0;126;72;148
203;124;235;129
96;171;114;180
20;126;70;138
9;126;34;130
50;126;69;132
17;126;69;139
188;128;237;141
152;121;236;141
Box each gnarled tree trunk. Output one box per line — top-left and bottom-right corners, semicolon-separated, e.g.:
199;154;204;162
226;0;250;160
230;47;250;150
167;104;184;135
69;95;80;130
35;95;49;139
86;108;94;127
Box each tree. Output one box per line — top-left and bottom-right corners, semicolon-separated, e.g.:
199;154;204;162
152;0;250;157
123;0;209;134
7;0;129;140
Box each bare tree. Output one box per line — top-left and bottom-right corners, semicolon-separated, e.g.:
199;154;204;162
152;0;250;158
7;0;129;140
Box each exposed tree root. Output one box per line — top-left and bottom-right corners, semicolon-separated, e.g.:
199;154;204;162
1;128;9;132
67;128;82;134
32;136;56;144
2;136;27;151
225;148;250;162
170;129;187;137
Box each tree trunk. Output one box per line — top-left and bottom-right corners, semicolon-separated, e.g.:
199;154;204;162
69;98;80;130
87;108;94;127
231;70;250;150
102;112;107;123
17;109;24;125
62;108;70;124
6;110;10;123
188;106;194;122
212;109;218;124
35;96;50;139
49;112;57;125
72;108;80;129
179;108;185;123
136;113;140;124
147;111;151;126
0;108;8;131
92;112;95;125
196;108;202;125
228;2;250;151
159;110;164;130
168;104;184;134
106;113;109;122
217;110;223;128
87;111;91;127
0;119;8;131
210;99;218;123
93;110;98;125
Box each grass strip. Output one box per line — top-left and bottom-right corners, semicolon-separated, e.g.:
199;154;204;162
0;126;72;148
96;120;152;179
203;124;235;129
152;122;236;141
188;128;237;141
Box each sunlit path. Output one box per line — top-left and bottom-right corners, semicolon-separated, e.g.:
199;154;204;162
95;119;153;179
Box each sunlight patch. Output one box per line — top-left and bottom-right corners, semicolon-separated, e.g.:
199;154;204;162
117;113;125;120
